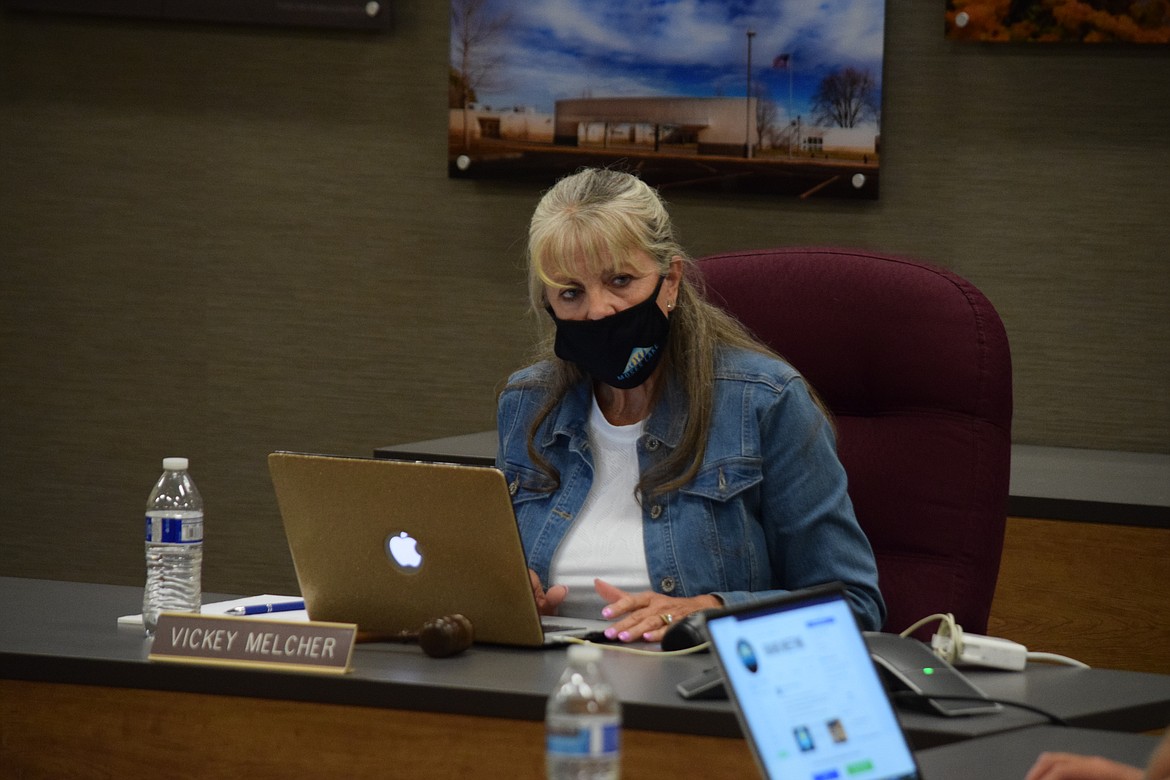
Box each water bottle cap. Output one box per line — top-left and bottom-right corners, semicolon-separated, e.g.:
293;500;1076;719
162;457;189;471
567;643;602;664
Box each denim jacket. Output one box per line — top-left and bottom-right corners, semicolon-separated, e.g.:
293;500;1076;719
496;346;886;631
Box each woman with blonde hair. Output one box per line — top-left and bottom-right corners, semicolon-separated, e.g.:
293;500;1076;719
496;168;884;643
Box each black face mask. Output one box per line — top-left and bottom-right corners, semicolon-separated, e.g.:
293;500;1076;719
547;275;670;389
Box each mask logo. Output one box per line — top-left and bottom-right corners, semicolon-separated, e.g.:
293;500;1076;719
616;345;660;383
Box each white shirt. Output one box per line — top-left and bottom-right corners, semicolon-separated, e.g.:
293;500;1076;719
549;394;654;618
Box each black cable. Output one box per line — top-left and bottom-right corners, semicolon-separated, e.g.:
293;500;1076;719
891;690;1070;726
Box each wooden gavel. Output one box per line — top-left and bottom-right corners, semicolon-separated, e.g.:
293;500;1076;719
356;614;474;658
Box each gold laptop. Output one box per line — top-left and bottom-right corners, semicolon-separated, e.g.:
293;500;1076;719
268;451;608;647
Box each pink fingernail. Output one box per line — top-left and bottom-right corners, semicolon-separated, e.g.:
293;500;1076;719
601;607;613;619
604;627;617;640
618;631;631;642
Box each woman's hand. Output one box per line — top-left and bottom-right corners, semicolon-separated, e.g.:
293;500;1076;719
529;569;568;616
1024;752;1143;780
594;579;720;643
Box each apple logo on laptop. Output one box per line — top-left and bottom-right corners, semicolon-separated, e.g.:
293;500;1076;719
386;531;423;572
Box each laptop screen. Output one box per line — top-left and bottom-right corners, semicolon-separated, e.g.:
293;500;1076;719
706;586;920;780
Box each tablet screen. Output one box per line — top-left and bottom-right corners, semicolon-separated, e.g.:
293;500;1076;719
706;590;919;780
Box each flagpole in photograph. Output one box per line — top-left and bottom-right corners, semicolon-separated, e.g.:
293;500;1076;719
787;54;793;157
745;29;755;159
773;52;793;157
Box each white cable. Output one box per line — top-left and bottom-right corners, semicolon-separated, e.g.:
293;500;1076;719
901;612;963;663
1025;651;1090;669
899;612;957;641
563;636;712;656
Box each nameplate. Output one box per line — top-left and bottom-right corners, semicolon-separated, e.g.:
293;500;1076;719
149;612;356;674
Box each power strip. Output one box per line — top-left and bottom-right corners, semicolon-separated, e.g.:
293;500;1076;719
931;631;1028;671
903;611;1088;671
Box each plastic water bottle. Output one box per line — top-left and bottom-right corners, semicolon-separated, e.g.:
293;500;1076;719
142;457;203;635
546;643;621;780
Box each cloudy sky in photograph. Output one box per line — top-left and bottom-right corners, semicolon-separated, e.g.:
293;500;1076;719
451;0;885;124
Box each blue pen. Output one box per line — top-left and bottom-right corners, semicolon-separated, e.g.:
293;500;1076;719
225;600;305;616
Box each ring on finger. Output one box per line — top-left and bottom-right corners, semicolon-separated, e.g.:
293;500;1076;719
660;613;674;626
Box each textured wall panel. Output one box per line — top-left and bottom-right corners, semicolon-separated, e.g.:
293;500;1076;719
1;3;1167;591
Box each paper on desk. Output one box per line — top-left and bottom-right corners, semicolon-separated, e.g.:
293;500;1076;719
117;594;308;627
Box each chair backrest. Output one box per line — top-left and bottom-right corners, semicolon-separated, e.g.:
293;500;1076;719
697;247;1012;635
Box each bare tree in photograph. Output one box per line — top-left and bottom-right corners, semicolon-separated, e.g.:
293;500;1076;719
450;66;476;110
451;0;513;150
810;66;879;128
752;83;780;150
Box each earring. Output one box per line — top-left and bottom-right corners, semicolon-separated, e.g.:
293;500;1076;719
667;301;675;310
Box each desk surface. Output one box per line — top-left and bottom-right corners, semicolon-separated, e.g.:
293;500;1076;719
375;430;497;467
4;576;1170;750
916;726;1160;778
0;576;734;737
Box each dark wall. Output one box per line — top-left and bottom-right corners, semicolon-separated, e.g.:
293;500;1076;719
1;2;1168;594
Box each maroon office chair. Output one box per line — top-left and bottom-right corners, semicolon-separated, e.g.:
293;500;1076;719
697;247;1012;635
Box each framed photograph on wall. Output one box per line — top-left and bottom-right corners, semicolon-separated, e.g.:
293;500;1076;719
449;0;886;200
1;0;391;30
946;1;1170;43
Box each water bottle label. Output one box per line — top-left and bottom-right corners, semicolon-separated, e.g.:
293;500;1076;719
145;514;204;544
546;721;620;758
